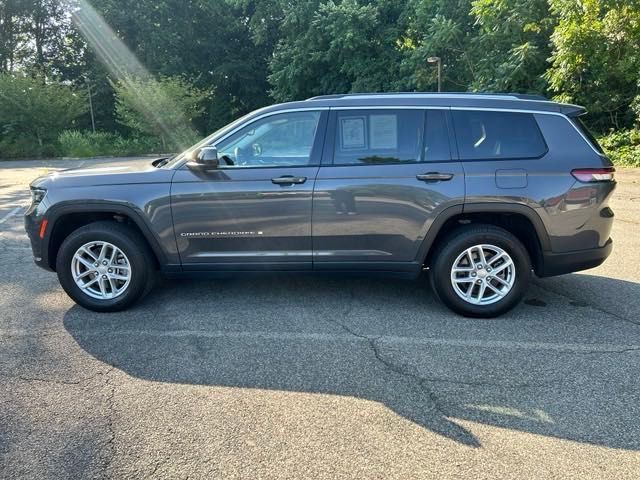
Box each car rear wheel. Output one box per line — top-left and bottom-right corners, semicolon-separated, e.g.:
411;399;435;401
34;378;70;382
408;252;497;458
56;221;156;312
430;225;531;317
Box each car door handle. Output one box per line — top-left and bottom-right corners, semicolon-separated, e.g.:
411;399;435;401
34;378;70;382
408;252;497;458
416;172;454;182
271;175;307;185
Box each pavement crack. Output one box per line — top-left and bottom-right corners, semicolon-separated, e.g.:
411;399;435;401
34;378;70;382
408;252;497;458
533;280;640;326
419;375;564;389
325;299;452;416
557;346;640;355
18;376;81;385
324;311;640;400
369;337;453;416
146;459;165;479
0;371;110;386
99;368;117;480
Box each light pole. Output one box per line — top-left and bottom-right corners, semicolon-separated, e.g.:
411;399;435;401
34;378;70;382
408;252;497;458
427;56;441;92
86;78;96;133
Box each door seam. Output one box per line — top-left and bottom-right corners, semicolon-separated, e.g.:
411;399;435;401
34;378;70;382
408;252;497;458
311;108;331;269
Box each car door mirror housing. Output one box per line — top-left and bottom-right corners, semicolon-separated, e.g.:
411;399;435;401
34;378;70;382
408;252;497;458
187;146;219;170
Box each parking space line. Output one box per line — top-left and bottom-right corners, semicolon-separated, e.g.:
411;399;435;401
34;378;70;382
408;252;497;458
0;207;22;225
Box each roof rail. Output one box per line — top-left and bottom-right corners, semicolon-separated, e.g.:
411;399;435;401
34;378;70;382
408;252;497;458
306;92;549;101
306;94;350;100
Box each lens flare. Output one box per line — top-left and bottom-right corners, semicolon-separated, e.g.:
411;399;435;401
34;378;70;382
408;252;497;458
71;1;199;151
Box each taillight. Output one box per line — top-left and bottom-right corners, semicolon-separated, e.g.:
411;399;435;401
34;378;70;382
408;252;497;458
571;167;615;183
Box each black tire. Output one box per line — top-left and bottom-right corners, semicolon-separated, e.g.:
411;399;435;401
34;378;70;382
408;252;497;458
430;224;531;318
56;221;156;312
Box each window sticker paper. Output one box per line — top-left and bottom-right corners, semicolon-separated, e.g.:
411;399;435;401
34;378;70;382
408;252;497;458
340;116;366;150
369;114;397;149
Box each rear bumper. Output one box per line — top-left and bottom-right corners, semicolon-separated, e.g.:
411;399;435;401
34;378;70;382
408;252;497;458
538;239;612;277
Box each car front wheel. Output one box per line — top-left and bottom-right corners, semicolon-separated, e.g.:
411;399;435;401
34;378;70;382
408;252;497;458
56;221;156;312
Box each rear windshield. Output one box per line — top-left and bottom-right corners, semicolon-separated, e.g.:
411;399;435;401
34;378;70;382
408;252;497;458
570;117;604;154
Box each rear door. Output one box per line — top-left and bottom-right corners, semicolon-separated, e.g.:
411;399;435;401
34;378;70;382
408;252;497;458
171;110;327;270
312;108;465;271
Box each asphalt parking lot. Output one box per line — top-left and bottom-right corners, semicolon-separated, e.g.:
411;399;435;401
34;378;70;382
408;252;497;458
1;158;640;479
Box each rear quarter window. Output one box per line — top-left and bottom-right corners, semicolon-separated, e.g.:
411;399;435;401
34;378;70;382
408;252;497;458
570;117;605;154
452;110;547;160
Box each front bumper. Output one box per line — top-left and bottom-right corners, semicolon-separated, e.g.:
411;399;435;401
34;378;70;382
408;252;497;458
24;211;53;271
538;239;613;277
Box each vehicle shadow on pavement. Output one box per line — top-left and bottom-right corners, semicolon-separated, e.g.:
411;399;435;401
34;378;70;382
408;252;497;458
63;273;640;450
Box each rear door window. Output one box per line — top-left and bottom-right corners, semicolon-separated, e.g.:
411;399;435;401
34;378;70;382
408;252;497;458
333;109;423;165
452;110;547;160
424;109;451;162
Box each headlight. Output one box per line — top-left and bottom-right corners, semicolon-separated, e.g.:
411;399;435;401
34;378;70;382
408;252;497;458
30;187;47;207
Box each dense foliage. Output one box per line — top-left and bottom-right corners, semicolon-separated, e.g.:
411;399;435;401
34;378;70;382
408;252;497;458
0;74;86;157
111;76;209;151
598;129;640;167
546;0;640;130
0;0;638;164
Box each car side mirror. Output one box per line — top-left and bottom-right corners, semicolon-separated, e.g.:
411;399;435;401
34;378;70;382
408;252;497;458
187;146;219;170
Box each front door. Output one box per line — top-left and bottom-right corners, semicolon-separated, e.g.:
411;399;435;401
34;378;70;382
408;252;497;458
171;110;327;270
312;108;464;271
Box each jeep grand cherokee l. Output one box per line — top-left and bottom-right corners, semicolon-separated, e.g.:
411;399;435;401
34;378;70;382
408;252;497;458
25;93;615;317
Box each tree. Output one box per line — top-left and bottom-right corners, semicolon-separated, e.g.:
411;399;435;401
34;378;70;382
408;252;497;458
545;0;640;130
85;0;272;131
111;75;208;151
1;0;638;159
0;74;86;155
393;0;476;93
0;0;78;77
0;0;31;73
269;0;407;101
469;0;555;93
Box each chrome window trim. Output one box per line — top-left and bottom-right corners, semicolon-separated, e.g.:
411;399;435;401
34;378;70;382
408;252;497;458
332;106;448;110
174;104;600;168
309;93;582;110
450;107;560;113
336;94;523;101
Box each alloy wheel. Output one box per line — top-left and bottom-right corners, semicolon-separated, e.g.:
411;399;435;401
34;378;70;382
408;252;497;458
450;244;516;305
71;241;132;300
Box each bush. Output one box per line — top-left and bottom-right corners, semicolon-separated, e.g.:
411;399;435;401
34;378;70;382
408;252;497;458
110;136;164;156
0;136;59;159
58;130;164;158
58;130;95;157
598;129;640;167
111;76;208;152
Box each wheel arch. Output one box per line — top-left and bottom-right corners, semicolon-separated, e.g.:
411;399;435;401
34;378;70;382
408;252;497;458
44;202;166;271
419;203;551;275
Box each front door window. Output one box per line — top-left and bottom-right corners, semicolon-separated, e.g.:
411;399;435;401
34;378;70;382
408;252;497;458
215;111;321;168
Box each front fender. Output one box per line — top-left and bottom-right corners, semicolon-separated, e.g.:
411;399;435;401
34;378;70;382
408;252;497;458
44;201;171;266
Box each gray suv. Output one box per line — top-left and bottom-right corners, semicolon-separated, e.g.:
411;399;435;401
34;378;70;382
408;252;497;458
25;93;616;317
